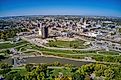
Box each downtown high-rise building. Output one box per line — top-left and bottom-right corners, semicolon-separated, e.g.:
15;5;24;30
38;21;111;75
41;26;48;39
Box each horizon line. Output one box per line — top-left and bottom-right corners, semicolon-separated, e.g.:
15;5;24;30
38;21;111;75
0;14;121;18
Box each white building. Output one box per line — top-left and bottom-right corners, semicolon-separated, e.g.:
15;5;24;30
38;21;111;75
87;32;102;37
38;28;42;36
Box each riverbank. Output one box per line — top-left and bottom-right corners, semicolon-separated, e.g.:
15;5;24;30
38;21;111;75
27;54;121;65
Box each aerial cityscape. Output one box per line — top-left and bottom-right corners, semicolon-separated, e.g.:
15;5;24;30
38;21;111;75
0;0;121;80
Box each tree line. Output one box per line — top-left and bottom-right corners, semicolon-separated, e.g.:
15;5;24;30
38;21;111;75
0;62;121;80
0;28;27;40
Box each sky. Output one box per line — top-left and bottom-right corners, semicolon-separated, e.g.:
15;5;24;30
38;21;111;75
0;0;121;17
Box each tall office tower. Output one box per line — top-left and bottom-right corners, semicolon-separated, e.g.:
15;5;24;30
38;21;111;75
38;28;42;36
84;18;88;25
80;18;84;23
38;23;42;36
41;26;48;39
38;22;42;28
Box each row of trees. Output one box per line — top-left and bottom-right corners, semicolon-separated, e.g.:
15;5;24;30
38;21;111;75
93;55;121;63
0;63;12;75
0;62;121;80
0;28;27;40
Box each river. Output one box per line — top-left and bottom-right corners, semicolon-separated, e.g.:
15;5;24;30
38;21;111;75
2;56;92;67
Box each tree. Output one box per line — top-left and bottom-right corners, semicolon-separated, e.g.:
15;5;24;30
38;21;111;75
73;44;78;48
6;49;11;54
25;64;34;72
0;63;12;69
5;73;15;80
78;64;94;75
5;72;23;80
0;55;6;61
0;33;4;39
0;63;12;74
84;75;91;80
113;66;121;80
104;68;114;80
72;72;84;80
37;72;45;80
53;62;61;66
69;42;72;48
61;76;70;80
24;72;37;80
94;64;107;77
10;30;16;38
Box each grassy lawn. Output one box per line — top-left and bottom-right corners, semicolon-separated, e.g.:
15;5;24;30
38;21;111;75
0;40;27;49
18;43;121;57
10;67;27;76
29;44;96;54
19;43;121;63
46;40;90;49
11;41;120;57
24;51;39;54
16;43;31;51
0;50;6;54
41;50;97;55
98;51;120;55
0;43;15;49
3;40;119;62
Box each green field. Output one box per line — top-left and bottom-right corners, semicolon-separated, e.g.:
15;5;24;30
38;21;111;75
15;42;120;57
0;39;121;63
0;43;14;49
0;41;27;49
46;40;90;49
98;51;120;55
